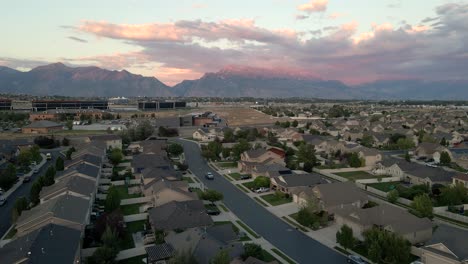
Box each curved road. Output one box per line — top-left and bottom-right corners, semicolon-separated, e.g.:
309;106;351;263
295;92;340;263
0;150;62;238
178;139;345;264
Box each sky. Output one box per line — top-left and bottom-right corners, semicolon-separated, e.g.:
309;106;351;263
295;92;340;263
0;0;467;86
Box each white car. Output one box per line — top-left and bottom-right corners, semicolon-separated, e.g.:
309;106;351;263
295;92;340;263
255;187;269;193
205;172;214;180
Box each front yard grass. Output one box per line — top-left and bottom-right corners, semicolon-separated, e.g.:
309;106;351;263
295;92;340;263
335;171;379;181
182;176;194;183
282;216;308;232
367;181;401;192
120;203;143;215
236;184;250;193
272;248;295;264
242;181;256;191
204;204;219;211
261;250;280;263
4;227;17;239
114;186;142;199
236;220;260;239
215;162;238;168
261;193;292;206
218;204;230;212
254;197;269;207
126;220;148;234
117;255;147;264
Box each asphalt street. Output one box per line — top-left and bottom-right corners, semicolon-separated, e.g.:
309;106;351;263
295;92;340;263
0;150;62;238
177;139;346;264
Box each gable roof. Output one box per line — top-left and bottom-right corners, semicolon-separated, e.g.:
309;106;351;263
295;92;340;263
426;224;468;261
379;157;456;183
23;120;62;128
145;243;175;262
148;200;213;230
274;173;327;188
132;154;171;170
314;182;368;209
40;175;96;200
64;153;102;169
58;163;100;180
0;224;81;264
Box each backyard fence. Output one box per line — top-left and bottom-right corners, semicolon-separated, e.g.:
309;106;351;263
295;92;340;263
356;176;402;184
313;168;348;182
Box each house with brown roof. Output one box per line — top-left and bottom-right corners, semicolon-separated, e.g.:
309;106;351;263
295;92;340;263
22;120;63;134
148;200;213;231
414;142;452;163
145;180;197;207
334;204;433;244
357;147;382;167
238;148;285;174
452;174;468;188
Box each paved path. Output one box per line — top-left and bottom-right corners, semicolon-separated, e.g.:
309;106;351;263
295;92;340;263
177;139;345;264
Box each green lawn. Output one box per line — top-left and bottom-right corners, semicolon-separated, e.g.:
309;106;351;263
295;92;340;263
316;163;348;169
120;203;143;215
216;162;238;168
191;188;204;198
261;193;293;206
254;197;269;207
335;171;378;181
126;220;148;234
282;216;308;232
204;204;219;211
236;184;250;193
242;181;256;191
113;186;142;199
119;232;135;250
117;255;147;264
367;181;401;192
261;250;280;263
236;220;260;238
229;173;251;181
113;166;127;172
4;227;17;239
182;176;194;183
272;248;295;264
218;204;229;212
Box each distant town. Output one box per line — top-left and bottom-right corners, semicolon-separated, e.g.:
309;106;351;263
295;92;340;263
0;96;466;264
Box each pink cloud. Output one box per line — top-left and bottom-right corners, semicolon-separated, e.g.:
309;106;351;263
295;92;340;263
297;0;328;13
328;12;345;19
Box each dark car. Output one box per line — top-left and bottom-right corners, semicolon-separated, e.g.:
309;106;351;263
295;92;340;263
347;255;367;264
22;176;31;183
206;209;221;215
240;175;251;180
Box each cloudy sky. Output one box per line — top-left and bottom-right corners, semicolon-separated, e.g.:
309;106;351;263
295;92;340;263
1;0;467;85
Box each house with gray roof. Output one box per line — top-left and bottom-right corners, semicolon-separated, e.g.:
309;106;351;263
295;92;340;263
0;224;82;264
270;173;328;194
57;163;101;182
419;224;468;264
22;120;63;134
16;195;91;237
131;154;172;173
334;203;433;244
145;179;197;207
148;200;213;231
40;175;96;203
64;153;102;170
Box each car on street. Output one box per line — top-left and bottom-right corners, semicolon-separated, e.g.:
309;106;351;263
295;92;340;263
206;209;221;215
46;153;52;160
347;255;367;264
255;187;269;193
22;176;31;183
0;197;7;206
205;172;214;180
33;167;39;174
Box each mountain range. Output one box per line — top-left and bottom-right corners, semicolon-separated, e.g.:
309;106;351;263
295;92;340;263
0;63;467;100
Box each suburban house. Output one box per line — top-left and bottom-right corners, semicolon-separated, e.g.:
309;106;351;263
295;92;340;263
270;173;328;194
414;142;452;163
64;153;102;170
39;175;97;203
418;224;468;264
21;120;63;134
71;143;107;160
89;134;123;150
238;148;286;174
145;243;176;264
56;163;101;182
357;147;382;167
131;154;172;173
454;153;468;170
148;200;213;231
127;140;167;155
292;182;368;213
373;158;457;186
145;180;197;207
139;167;181;191
15;195;91;237
251;164;292;178
193;128;216;142
452;174;468;188
334;204;433;244
0;224;82;264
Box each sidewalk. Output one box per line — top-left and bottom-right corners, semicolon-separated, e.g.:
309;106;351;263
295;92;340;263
2;153;47;200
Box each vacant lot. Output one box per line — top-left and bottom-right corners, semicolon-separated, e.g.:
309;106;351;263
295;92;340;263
335;171;379;182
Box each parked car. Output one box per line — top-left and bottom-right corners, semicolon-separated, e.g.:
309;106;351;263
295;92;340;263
33;167;39;174
255;187;269;193
205;172;214;180
46;153;52;160
240;175;252;180
23;176;31;183
0;197;7;206
347;255;367;264
206;209;221;215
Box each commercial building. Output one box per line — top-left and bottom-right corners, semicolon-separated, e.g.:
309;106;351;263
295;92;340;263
138;100;186;111
0;99;12;111
32;100;108;111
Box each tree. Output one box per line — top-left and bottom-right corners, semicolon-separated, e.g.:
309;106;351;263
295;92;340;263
105;186;121;213
440;183;467;206
101;226;119;250
291;120;298;127
136;121;155;140
232;139;251;160
242;243;263;260
396;138;415;150
43;166;56;186
55;157;64;171
404;152;411;162
65;120;73;130
109;148;123;165
30;180;43;205
167;143;184;157
87;246;117;264
201;189;224;204
440;151;451;165
361;134;375;147
440;137;448;146
336;225;355;250
387;189;399;203
62;137;70;146
223;129;235;142
12;196;28;222
0;163;17;190
411;194;433;218
221;148;231;159
210;249;230;264
253;176;270;189
66;147;75;160
168;250;198;264
297;143;317;166
158;126;178;137
363;228;411;264
303;161;314;173
347;153;362;168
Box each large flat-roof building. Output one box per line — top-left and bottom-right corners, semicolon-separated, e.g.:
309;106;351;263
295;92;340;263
138;100;186;111
0;99;12;111
32;100;108;111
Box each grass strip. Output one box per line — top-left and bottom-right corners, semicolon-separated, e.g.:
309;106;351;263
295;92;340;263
236;220;260;239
